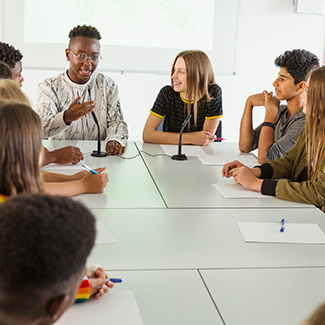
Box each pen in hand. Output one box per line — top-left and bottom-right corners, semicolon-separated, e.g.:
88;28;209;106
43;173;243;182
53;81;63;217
107;278;124;283
81;163;98;174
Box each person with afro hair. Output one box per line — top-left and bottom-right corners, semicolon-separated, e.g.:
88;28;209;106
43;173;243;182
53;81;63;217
0;42;24;86
36;25;128;155
0;194;96;325
239;49;319;163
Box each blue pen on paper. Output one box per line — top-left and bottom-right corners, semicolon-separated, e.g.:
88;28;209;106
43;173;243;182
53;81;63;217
81;163;98;174
280;219;285;232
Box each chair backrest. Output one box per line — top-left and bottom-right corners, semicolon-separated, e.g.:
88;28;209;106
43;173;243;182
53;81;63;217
156;119;164;131
214;120;222;141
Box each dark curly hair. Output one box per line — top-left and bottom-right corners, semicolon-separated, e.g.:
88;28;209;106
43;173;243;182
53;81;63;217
0;61;12;79
69;24;102;40
274;49;319;84
0;194;96;309
0;42;23;69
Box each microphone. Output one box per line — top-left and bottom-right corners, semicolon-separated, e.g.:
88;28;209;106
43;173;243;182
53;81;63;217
171;114;192;161
88;88;107;157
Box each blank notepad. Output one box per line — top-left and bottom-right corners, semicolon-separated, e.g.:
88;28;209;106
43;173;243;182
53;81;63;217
198;154;257;166
56;291;144;325
95;221;116;244
213;183;272;199
160;144;207;157
237;221;325;244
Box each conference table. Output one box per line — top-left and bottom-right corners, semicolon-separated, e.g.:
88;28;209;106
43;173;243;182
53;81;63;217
43;140;325;325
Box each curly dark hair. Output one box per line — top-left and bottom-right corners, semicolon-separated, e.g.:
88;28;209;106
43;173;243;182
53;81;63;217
69;24;102;40
274;49;319;84
0;194;96;296
0;42;23;69
0;61;12;79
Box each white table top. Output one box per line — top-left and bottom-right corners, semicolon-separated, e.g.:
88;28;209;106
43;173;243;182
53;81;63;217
201;267;325;325
136;142;314;209
43;140;324;325
88;207;325;270
43;140;165;208
107;270;224;325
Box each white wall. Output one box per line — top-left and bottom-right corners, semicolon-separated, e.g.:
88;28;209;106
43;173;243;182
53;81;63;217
2;0;325;142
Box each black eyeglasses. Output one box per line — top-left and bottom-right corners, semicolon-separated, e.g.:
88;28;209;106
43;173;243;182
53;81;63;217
68;49;102;64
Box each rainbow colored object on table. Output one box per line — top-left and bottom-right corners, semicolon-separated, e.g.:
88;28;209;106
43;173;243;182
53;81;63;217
75;278;90;303
0;194;7;204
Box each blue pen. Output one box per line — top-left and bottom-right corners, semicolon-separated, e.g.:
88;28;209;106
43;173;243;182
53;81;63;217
280;219;285;232
108;278;123;283
90;277;124;283
81;163;98;174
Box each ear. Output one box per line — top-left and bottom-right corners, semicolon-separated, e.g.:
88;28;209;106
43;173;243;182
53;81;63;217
46;294;71;322
65;48;70;62
297;81;306;92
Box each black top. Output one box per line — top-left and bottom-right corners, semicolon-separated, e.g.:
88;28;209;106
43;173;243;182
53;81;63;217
150;84;223;132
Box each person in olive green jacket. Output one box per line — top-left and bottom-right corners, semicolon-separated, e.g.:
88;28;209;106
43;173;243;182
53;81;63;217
222;66;325;211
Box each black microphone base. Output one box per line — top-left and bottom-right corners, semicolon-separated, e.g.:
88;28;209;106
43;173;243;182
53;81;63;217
91;150;108;157
171;154;187;161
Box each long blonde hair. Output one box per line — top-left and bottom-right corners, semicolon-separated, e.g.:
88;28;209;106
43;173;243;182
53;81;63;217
0;79;30;105
305;66;325;182
0;96;44;196
171;50;216;126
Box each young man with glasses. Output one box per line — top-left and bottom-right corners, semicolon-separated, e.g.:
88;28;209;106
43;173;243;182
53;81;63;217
36;25;128;155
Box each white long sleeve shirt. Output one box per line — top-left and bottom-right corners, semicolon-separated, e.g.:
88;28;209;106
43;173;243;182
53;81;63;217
36;71;128;146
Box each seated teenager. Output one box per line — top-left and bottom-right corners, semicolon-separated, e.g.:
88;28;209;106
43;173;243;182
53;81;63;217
0;194;97;325
239;49;319;163
143;50;223;146
36;25;128;155
0;99;108;197
223;66;325;211
0;42;24;86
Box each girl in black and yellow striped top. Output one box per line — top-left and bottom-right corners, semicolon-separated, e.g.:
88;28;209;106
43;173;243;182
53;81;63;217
143;50;223;146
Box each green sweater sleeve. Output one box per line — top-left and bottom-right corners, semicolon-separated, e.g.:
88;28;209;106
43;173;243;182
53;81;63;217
264;128;325;208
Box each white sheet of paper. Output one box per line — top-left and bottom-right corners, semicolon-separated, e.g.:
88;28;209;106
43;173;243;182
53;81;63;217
160;144;207;157
96;221;116;244
76;140;106;155
295;0;324;14
237;221;325;244
198;154;257;166
56;291;144;325
213;183;272;199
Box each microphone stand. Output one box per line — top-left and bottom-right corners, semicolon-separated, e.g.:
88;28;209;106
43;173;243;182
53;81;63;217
171;114;192;161
88;88;107;157
91;111;108;157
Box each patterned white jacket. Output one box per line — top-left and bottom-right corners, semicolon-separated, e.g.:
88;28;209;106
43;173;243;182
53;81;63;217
36;71;128;146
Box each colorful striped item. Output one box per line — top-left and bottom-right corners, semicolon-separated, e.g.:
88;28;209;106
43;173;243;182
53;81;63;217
75;277;90;303
0;195;7;204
